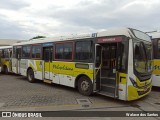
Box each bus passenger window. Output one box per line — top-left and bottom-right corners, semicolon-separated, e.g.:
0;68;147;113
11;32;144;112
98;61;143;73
32;45;41;59
55;42;73;60
22;46;31;58
75;41;92;61
55;44;63;59
64;43;72;60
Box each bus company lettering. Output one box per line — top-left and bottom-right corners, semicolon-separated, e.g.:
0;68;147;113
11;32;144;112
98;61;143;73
153;65;160;70
53;65;73;71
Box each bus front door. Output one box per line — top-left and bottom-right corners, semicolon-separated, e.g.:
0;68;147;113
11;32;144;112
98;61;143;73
16;47;21;74
96;43;118;98
43;47;53;81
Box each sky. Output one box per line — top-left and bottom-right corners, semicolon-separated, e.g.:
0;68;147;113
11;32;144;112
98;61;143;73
0;0;160;40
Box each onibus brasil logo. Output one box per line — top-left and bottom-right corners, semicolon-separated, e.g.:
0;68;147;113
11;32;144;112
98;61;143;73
2;112;42;118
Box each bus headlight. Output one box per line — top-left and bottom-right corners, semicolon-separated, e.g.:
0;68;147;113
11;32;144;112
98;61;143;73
129;77;138;88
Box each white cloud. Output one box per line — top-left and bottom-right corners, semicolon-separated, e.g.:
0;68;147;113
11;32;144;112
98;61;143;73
0;0;160;39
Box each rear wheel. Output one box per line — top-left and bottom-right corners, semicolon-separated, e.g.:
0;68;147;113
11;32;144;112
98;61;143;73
78;76;93;96
3;66;8;74
27;69;35;83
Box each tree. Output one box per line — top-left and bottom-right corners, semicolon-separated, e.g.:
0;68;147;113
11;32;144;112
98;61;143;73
30;35;46;40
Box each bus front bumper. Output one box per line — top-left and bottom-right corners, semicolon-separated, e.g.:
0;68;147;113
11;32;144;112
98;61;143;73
127;84;152;101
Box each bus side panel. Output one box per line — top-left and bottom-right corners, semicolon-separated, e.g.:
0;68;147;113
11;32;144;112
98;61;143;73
49;61;53;81
28;60;43;80
20;59;28;76
117;72;127;101
12;58;17;74
152;59;160;87
74;63;94;85
52;61;94;88
52;61;74;87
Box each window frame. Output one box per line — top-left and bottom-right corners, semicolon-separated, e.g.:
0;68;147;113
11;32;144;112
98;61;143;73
157;39;160;59
12;46;16;58
43;46;54;62
54;41;74;61
152;39;160;59
31;44;42;60
22;45;31;59
0;49;9;58
117;36;129;73
74;39;93;63
16;46;22;59
133;39;152;81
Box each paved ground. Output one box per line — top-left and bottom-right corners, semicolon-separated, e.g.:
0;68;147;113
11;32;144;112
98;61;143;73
0;74;160;120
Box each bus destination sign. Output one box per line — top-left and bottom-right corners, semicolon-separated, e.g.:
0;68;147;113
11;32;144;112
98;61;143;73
97;36;122;43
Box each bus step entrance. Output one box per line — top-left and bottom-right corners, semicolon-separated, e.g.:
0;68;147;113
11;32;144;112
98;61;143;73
98;91;115;98
99;77;118;98
43;79;52;84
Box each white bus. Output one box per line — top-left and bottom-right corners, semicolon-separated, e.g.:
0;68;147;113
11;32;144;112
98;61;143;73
148;31;160;87
11;28;152;101
0;46;12;74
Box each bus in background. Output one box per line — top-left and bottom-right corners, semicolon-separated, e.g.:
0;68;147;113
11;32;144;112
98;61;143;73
11;28;152;101
0;46;12;74
147;31;160;87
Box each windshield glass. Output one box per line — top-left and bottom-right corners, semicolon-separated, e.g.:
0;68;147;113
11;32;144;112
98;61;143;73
133;29;150;41
134;41;152;73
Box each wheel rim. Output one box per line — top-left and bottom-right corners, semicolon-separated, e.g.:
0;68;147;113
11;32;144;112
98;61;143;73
81;80;90;92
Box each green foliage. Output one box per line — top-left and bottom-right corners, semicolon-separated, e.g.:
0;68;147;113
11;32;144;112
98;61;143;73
30;36;46;40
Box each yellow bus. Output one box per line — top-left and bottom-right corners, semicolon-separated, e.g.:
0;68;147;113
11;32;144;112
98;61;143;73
148;31;160;87
0;46;12;74
11;28;152;101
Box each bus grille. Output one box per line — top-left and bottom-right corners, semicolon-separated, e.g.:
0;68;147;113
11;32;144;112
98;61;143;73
137;88;150;96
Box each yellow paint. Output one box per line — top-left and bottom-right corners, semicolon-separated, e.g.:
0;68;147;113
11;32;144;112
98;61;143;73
29;60;42;71
128;77;152;101
0;58;11;70
33;61;93;80
52;61;94;80
128;85;151;101
152;59;160;75
45;62;50;72
136;78;151;87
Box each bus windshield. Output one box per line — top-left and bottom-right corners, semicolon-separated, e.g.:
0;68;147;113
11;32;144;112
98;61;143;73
132;29;151;41
134;41;152;73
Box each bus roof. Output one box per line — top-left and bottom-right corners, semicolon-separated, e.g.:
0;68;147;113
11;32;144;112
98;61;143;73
97;27;132;37
0;46;12;49
12;28;140;46
147;32;160;39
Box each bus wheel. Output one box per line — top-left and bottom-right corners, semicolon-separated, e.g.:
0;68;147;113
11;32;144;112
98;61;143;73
27;69;35;83
4;66;8;74
78;76;93;96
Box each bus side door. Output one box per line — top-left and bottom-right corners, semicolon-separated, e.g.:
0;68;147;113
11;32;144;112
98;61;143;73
16;47;21;74
43;47;53;80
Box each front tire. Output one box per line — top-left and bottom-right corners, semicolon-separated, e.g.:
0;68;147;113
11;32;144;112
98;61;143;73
3;66;8;74
78;76;93;96
27;69;35;83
